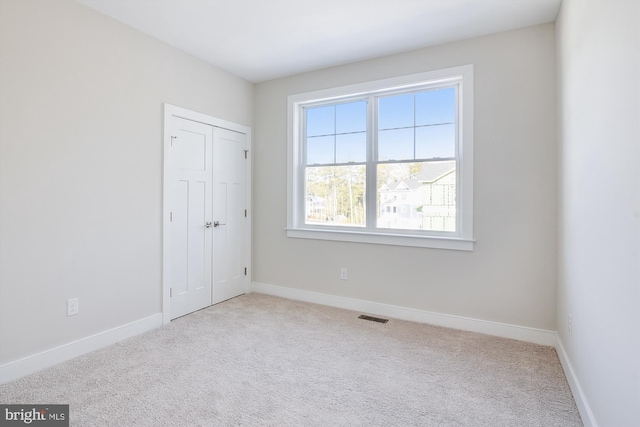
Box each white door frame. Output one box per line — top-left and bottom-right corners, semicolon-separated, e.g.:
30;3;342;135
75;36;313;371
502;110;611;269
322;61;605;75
162;103;252;325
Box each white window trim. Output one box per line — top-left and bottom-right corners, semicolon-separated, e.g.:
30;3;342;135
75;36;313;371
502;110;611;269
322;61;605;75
287;65;474;251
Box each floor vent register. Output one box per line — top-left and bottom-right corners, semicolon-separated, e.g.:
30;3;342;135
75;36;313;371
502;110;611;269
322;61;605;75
358;314;389;324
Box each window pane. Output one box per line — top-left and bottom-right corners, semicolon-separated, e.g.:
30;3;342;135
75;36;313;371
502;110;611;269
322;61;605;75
306;105;335;137
306;135;334;165
336;101;366;134
305;165;366;227
378;161;456;231
378;128;414;161
416;124;455;159
336;132;366;163
378;93;414;130
416;87;455;126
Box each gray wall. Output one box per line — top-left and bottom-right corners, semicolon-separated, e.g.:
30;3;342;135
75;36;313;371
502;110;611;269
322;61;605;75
556;0;640;425
0;0;253;364
253;24;558;331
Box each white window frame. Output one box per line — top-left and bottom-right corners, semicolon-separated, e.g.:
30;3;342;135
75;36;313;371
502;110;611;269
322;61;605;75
287;65;474;251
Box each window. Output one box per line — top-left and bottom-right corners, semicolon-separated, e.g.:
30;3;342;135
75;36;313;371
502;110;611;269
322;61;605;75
287;65;474;250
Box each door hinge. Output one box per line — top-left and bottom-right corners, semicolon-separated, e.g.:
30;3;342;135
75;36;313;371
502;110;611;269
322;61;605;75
244;150;248;159
170;288;172;297
244;267;247;276
170;136;177;146
170;212;173;222
244;209;247;218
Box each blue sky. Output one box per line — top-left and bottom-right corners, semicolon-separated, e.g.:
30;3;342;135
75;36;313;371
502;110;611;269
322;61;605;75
306;87;455;165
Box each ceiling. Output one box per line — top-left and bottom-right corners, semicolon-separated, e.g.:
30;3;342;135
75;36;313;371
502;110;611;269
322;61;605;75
77;0;561;83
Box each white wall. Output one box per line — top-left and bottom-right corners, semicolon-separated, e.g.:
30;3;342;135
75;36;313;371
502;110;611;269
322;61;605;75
556;1;640;426
0;0;253;365
253;24;558;331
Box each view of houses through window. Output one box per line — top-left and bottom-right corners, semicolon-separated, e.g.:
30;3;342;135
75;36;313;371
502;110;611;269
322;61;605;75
305;161;456;231
378;161;456;231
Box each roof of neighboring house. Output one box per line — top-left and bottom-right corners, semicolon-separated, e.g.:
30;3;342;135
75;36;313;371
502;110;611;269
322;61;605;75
379;161;456;192
417;160;456;183
379;179;422;192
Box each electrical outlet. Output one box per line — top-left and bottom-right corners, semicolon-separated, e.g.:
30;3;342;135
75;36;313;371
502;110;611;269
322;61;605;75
67;298;79;317
568;314;572;337
340;268;348;280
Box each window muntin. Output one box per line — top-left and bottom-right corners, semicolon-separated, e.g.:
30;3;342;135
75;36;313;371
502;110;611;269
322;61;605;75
288;66;474;250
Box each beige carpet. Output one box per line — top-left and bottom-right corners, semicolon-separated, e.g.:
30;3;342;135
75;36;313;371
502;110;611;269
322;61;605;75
0;293;582;426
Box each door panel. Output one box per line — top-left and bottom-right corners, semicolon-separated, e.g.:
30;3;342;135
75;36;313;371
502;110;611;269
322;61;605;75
171;180;189;296
213;127;247;304
169;118;213;319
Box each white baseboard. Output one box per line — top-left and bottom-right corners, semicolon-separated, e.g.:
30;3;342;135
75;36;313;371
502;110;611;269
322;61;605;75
555;336;597;427
0;313;163;385
250;282;557;346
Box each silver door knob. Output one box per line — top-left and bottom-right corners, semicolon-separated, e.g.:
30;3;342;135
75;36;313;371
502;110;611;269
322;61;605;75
205;222;213;228
213;221;220;227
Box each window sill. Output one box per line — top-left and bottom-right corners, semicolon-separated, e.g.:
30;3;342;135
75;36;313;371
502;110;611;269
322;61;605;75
286;228;474;251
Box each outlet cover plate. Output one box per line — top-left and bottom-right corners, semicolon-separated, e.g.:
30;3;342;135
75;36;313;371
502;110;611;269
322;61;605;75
67;298;79;316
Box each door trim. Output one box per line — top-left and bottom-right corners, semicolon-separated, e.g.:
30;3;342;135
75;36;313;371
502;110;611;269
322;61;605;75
162;104;252;325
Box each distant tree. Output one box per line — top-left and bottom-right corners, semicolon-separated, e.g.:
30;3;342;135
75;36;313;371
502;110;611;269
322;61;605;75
306;165;365;225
